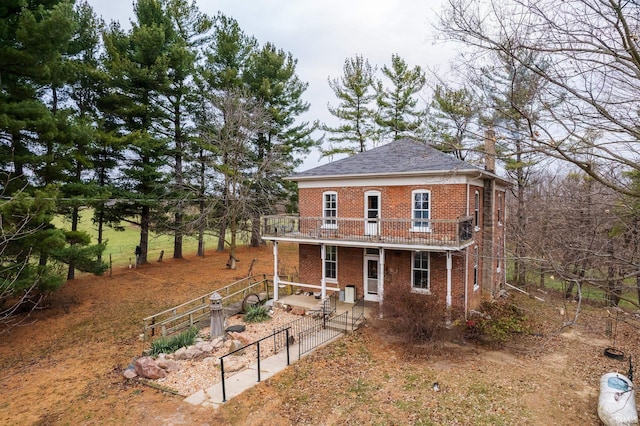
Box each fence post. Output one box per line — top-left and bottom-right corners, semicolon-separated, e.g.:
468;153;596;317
257;342;261;382
221;358;226;402
286;328;290;366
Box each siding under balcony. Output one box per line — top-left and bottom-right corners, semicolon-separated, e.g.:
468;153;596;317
261;215;475;250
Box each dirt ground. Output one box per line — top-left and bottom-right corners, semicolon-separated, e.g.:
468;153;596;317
1;242;639;425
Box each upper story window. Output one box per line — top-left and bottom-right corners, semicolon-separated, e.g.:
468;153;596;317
412;251;430;293
497;192;503;226
474;190;480;230
411;190;430;232
323;191;337;228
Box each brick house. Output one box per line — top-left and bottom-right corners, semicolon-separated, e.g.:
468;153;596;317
262;138;510;317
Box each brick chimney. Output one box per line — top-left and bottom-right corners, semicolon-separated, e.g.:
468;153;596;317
484;128;496;173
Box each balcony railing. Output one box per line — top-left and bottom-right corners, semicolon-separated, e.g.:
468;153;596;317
262;215;474;249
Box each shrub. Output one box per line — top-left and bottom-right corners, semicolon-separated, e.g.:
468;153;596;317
371;280;452;343
469;300;528;343
148;326;199;356
244;304;270;323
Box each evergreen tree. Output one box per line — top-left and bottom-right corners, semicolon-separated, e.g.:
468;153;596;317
243;42;318;246
101;0;171;264
156;0;212;259
0;0;74;194
198;12;257;252
427;83;478;161
322;54;377;157
376;54;426;142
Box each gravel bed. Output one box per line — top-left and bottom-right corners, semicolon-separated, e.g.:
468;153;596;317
154;308;302;396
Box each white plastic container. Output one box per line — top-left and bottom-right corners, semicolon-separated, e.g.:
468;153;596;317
598;373;638;426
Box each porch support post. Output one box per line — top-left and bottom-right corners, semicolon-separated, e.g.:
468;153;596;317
379;248;385;304
273;241;279;301
320;244;327;299
446;251;452;308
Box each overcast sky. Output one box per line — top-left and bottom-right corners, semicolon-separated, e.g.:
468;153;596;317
88;0;456;169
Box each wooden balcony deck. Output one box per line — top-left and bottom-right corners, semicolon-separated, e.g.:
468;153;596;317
261;215;474;250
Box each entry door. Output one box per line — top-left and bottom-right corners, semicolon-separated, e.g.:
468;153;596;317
365;193;380;236
364;255;380;302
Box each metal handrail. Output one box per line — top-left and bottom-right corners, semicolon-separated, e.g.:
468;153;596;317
262;215;474;248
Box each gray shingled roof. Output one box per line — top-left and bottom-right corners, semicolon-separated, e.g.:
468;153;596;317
292;138;485;180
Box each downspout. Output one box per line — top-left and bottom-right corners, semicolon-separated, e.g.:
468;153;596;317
273;242;279;301
321;244;327;299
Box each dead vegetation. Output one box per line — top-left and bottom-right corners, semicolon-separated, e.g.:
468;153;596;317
0;244;638;425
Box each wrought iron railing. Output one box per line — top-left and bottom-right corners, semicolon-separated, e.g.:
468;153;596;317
351;297;365;330
262;215;474;248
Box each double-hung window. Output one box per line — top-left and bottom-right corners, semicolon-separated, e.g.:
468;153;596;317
323;192;337;228
411;190;430;232
325;245;337;281
412;251;430;292
474;190;480;230
473;245;479;289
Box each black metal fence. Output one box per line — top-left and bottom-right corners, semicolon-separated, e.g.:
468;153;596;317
298;311;348;358
351;297;365;330
218;327;291;403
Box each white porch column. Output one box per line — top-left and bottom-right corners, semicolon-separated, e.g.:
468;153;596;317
273;241;279;301
446;251;452;308
320;244;327;299
379;248;385;303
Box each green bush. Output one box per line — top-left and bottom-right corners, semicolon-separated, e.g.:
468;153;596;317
148;326;199;356
469;300;528;343
244;304;270;323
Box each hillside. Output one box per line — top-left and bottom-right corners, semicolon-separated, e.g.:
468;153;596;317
0;243;637;425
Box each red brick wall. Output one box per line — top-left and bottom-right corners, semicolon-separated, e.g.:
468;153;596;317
299;184;470;220
295;182;503;314
299;244;477;312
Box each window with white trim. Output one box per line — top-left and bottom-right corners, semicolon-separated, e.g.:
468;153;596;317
412;251;430;292
325;245;337;281
323;192;337;228
473;245;479;289
411;190;430;232
474;190;480;229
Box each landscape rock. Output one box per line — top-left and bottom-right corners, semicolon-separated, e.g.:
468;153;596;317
156;358;181;372
226;324;246;333
195;342;214;353
228;331;251;345
123;368;138;379
174;346;202;360
291;307;306;316
134;356;166;379
211;337;224;348
224;339;244;354
222;357;245;372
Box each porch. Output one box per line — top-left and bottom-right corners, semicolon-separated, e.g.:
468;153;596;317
262;215;474;250
274;292;376;320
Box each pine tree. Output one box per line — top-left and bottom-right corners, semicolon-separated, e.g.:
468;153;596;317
322;55;377;156
427;84;478;161
101;0;171;264
376;54;426;142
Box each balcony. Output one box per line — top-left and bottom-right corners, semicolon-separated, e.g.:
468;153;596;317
261;215;475;250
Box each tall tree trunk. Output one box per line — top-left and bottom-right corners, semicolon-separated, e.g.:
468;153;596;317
67;205;79;280
140;205;150;264
514;148;527;286
250;212;261;247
